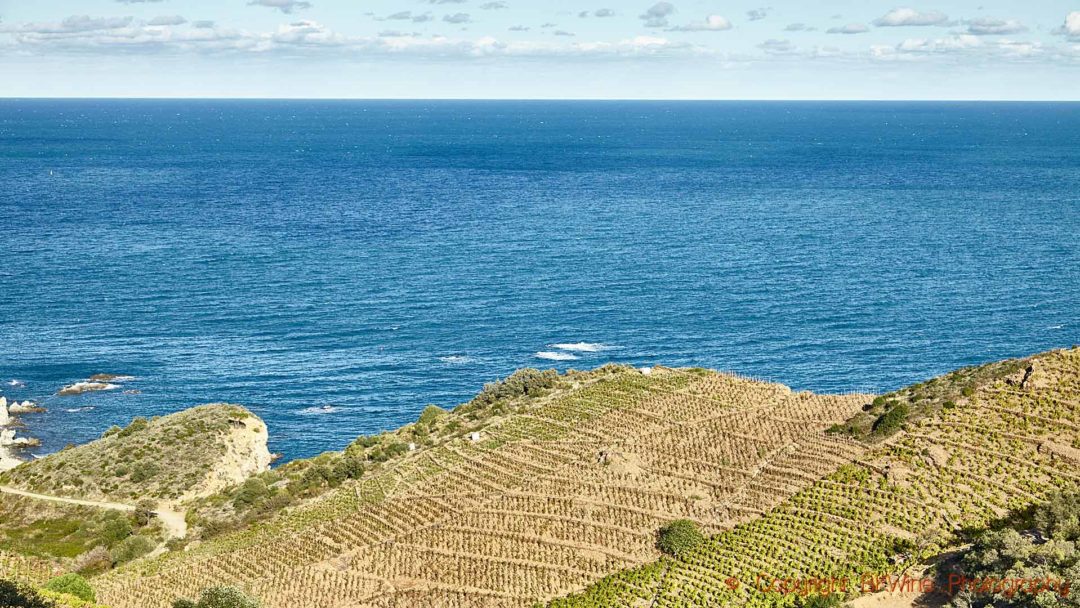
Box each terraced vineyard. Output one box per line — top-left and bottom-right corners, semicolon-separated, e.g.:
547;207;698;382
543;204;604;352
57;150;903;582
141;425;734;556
549;348;1080;608
94;366;870;608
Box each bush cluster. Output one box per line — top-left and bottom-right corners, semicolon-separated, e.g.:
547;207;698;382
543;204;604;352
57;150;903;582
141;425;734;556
173;586;260;608
657;519;705;559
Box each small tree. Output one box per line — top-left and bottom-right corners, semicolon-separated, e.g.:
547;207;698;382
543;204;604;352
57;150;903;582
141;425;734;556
173;586;260;608
44;573;95;602
657;519;705;559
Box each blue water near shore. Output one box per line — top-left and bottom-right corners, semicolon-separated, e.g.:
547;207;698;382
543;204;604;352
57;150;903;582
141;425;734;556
1;100;1078;462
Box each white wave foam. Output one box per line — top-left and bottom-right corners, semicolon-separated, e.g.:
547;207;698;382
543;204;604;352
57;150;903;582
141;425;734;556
7;379;24;387
439;355;474;364
550;342;612;353
535;351;579;361
299;405;340;415
65;406;97;413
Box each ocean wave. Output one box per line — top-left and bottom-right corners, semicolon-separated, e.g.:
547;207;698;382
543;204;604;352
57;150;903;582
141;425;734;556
550;342;613;353
7;379;24;387
535;351;579;361
65;406;97;413
299;405;340;415
439;355;474;364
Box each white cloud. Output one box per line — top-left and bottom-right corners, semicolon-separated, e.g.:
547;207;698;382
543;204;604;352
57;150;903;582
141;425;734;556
746;8;769;22
192;20;215;29
247;0;312;15
115;0;164;3
758;38;795;54
873;8;950;27
594;9;616;18
1059;12;1080;39
1;16;710;61
443;13;472;24
669;15;732;32
784;23;814;32
479;1;508;9
508;25;530;31
10;15;135;34
147;15;186;27
383;11;435;23
964;18;1027;36
826;23;869;34
640;2;676;28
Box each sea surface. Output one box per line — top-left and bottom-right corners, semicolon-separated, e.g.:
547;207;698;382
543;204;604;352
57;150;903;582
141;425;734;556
1;100;1078;462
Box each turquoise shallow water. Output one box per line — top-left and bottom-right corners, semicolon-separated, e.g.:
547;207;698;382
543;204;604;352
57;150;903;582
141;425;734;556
0;100;1077;461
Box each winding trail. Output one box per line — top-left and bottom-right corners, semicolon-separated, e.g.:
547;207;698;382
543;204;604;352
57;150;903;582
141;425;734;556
0;485;187;539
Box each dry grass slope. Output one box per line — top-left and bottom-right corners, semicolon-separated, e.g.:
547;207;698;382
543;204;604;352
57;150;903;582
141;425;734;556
93;366;870;608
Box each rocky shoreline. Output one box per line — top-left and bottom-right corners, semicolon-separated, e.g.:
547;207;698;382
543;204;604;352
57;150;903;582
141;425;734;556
0;396;43;471
1;374;134;471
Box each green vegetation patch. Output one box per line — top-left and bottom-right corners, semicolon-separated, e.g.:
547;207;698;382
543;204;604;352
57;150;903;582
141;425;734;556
0;404;256;502
829;355;1030;441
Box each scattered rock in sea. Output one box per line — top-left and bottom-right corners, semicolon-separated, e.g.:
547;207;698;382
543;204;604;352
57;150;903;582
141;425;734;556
1;428;40;448
57;373;135;396
8;400;46;414
0;397;9;426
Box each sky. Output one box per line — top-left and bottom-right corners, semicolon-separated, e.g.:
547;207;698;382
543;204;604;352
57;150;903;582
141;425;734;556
0;0;1078;99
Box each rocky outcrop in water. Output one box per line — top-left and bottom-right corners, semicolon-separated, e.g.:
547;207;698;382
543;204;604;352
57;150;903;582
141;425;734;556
57;374;134;396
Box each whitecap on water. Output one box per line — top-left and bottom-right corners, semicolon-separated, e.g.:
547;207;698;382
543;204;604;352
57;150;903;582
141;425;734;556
439;355;474;364
65;406;97;413
535;351;579;361
298;405;340;415
550;342;613;353
8;379;24;387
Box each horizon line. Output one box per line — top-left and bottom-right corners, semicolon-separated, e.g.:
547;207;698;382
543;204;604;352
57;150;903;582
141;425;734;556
2;96;1078;103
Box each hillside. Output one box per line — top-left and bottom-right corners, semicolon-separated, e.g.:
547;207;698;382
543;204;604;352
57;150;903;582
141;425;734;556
549;347;1080;607
1;349;1076;608
0;404;271;503
91;365;872;607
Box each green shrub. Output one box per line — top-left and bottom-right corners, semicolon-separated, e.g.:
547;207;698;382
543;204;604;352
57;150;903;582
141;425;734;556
98;514;133;545
173;586;260;608
872;403;909;436
232;478;269;510
44;574;95;603
332;455;365;481
116;417;149;439
129;462;160;483
946;487;1080;608
657;519;705;559
417;405;447;428
0;579;53;608
469;368;559;410
110;534;155;564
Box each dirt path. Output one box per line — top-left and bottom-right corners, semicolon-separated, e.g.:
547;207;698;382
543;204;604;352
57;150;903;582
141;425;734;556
0;484;136;511
0;485;187;539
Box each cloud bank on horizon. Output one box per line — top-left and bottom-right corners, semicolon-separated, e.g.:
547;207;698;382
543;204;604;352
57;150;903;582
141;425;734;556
0;0;1077;98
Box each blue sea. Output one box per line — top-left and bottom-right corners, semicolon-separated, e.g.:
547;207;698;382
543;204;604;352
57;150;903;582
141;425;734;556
1;100;1077;462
